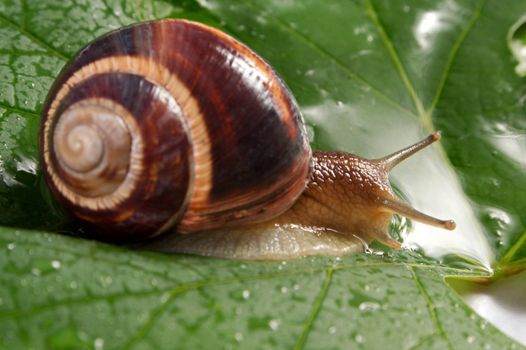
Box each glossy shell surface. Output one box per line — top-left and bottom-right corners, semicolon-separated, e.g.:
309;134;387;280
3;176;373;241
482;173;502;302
40;19;311;238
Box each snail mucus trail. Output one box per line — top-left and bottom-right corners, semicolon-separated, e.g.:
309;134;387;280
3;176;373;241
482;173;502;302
39;19;455;260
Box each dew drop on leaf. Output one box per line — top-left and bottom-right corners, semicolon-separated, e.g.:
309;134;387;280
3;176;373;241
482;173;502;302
268;319;280;331
94;337;104;350
51;260;61;269
355;333;365;344
234;332;243;342
358;301;380;312
242;289;250;300
160;292;170;303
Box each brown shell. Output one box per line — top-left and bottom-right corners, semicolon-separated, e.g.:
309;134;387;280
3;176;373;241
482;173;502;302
39;19;312;239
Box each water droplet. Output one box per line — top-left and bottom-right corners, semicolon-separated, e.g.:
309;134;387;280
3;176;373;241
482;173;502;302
102;276;113;286
151;278;159;286
328;326;337;334
242;290;250;300
280;286;288;294
69;281;78;290
403;5;410;12
293;284;300;291
94;337;104;350
305;69;315;77
268;319;280;331
31;268;41;276
51;260;61;269
160;292;170;303
355;334;365;344
234;332;243;342
359;301;380;312
256;15;267;24
367;34;374;43
466;335;476;344
6;242;15;250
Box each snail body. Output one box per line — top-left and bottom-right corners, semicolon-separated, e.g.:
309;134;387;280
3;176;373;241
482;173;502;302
40;19;455;259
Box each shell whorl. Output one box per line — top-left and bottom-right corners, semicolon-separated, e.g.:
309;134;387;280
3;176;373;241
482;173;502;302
52;99;133;197
41;70;192;238
40;19;311;239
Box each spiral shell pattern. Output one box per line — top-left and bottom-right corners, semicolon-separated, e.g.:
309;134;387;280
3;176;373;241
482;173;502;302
40;19;311;239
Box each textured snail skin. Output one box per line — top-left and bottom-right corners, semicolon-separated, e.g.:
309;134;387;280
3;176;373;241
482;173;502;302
40;19;310;238
149;151;397;258
148;135;457;259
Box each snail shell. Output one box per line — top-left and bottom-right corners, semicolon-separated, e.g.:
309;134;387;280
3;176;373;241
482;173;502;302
40;19;311;239
40;19;456;259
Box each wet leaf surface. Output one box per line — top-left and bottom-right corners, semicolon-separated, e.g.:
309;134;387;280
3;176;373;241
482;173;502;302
0;0;525;349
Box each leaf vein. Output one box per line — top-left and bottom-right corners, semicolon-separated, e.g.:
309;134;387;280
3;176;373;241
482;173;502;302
238;0;417;117
500;229;526;265
293;268;334;350
427;0;487;119
0;101;39;117
0;12;68;61
365;0;426;118
121;286;189;350
409;266;453;350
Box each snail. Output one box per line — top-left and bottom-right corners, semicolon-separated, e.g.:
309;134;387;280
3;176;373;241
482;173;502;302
39;19;455;259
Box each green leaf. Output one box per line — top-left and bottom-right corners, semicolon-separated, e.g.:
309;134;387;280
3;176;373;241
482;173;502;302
0;0;525;349
0;228;517;349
